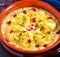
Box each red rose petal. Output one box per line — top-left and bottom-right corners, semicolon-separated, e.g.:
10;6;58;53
13;14;17;17
32;7;36;11
48;16;53;19
1;3;5;6
9;0;14;2
28;39;31;43
27;27;33;31
7;21;11;25
10;30;14;33
41;26;45;30
30;27;33;29
23;10;27;14
6;39;9;42
47;31;50;34
31;17;36;22
35;24;38;27
56;30;60;34
43;44;48;48
35;44;40;48
0;4;2;6
0;3;5;6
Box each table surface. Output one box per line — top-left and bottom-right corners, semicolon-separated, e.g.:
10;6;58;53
0;0;60;57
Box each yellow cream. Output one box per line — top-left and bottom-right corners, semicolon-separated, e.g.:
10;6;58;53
1;7;60;50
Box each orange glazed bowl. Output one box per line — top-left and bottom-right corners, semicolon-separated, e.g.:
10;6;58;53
0;0;60;54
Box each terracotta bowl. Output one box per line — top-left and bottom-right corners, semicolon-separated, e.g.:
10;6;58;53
0;0;60;54
0;39;60;57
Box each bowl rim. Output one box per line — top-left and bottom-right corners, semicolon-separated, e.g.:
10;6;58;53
0;0;60;54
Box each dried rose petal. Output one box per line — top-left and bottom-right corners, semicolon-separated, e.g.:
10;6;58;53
1;3;5;6
7;21;11;25
0;3;5;6
43;44;48;48
41;26;45;30
9;0;14;3
35;24;38;27
30;27;33;30
0;4;2;6
13;14;17;17
28;39;31;43
10;30;14;33
6;39;9;42
48;16;53;19
47;31;50;34
27;27;33;31
32;7;36;11
23;10;27;14
56;30;60;34
31;17;36;22
35;44;40;48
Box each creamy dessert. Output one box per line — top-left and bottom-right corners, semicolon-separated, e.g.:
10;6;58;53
1;7;60;50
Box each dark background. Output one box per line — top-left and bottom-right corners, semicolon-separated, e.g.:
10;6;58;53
0;0;60;57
